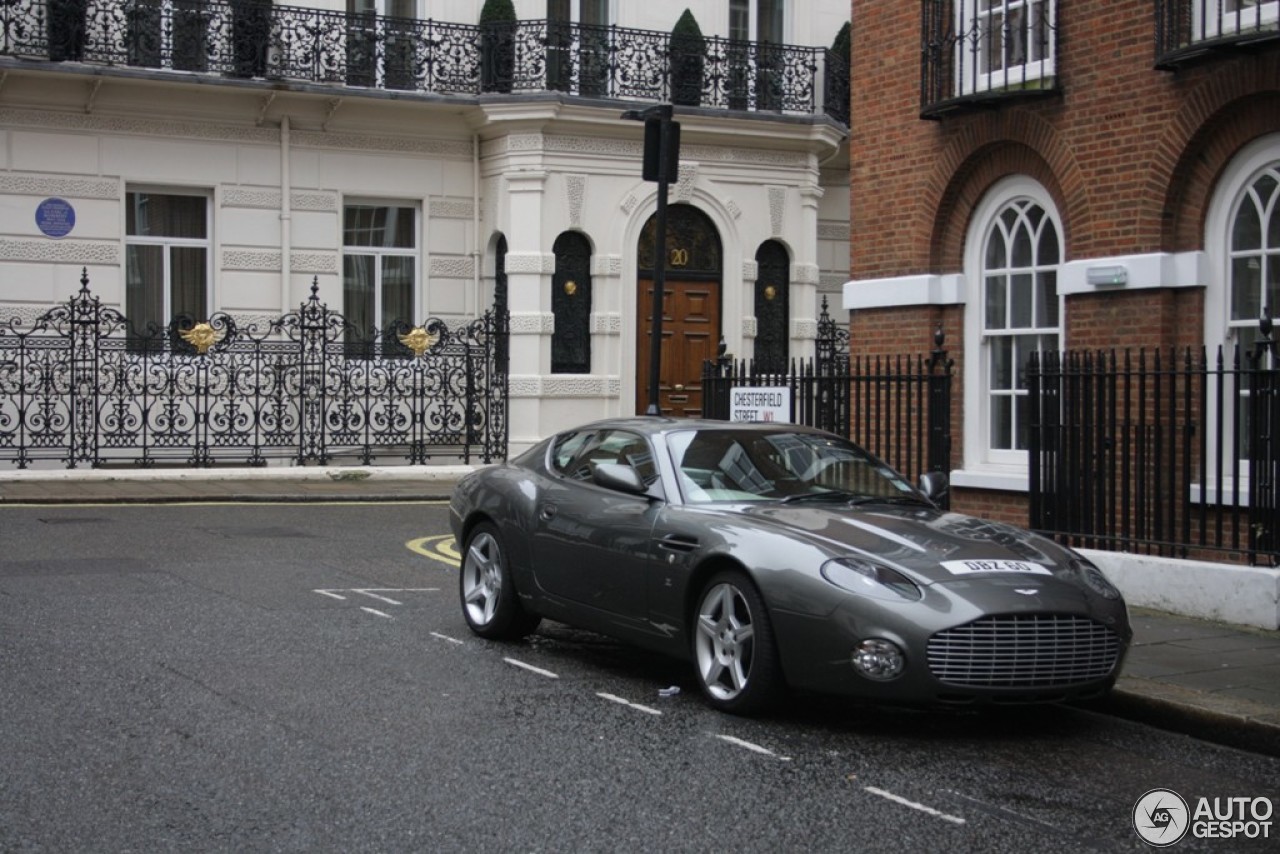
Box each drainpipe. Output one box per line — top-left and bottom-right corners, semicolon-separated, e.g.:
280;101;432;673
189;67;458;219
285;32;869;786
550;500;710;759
472;132;481;316
280;115;292;310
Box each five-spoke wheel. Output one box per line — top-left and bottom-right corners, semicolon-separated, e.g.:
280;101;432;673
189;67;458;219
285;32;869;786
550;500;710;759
460;522;539;640
693;571;781;714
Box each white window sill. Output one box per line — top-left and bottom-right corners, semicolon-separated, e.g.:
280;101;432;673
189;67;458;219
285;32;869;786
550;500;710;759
949;468;1030;493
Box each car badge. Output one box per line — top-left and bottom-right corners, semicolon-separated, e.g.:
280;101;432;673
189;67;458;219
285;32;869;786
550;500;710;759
1015;588;1039;596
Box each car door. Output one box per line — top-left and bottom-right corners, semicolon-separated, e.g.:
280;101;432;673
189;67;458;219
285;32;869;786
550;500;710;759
529;428;660;620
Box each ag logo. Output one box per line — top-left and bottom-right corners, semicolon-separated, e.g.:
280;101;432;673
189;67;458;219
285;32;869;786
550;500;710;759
1133;788;1190;847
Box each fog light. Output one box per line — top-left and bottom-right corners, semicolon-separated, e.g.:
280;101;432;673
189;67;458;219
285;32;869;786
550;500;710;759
852;639;905;681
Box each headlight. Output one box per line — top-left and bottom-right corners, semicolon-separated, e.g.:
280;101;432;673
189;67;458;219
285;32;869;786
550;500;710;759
821;557;922;601
852;639;906;680
1069;557;1121;600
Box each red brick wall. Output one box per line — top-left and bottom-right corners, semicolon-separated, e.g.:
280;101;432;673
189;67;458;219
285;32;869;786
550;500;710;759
848;2;1280;528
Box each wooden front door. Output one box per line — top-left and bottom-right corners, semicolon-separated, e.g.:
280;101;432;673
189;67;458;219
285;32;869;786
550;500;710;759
636;279;720;417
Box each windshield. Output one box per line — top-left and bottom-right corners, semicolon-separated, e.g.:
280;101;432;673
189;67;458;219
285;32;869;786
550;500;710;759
668;428;921;504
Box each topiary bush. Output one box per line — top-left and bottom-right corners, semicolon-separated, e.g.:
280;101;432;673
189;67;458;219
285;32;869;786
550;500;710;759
669;9;705;106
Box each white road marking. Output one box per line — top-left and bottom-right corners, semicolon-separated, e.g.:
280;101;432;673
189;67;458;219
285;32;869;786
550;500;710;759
314;589;347;600
360;607;393;619
596;692;663;716
431;632;465;645
714;734;792;762
353;590;403;605
504;658;559;679
863;786;966;825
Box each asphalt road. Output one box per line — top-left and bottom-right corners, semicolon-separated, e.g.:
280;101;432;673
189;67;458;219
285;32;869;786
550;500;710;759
1;502;1277;852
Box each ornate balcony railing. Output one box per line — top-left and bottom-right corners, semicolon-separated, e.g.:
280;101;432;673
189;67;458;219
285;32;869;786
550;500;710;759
1156;0;1280;69
0;0;847;120
920;0;1059;120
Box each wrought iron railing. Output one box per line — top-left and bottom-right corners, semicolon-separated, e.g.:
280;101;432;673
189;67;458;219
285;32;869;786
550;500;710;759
920;0;1059;119
0;271;508;468
0;0;845;118
702;313;954;505
1156;0;1280;69
1026;340;1280;566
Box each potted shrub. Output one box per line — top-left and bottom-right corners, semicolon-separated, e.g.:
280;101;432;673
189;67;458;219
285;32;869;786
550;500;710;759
669;9;705;106
479;0;517;94
824;22;850;124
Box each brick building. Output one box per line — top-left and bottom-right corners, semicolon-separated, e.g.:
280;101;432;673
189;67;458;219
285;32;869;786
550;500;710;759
844;1;1280;526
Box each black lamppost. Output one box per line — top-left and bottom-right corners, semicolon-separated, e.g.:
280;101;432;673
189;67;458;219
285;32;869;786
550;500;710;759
622;104;680;415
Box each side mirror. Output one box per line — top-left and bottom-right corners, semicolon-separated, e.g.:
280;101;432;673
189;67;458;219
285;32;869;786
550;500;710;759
593;463;650;496
918;471;949;503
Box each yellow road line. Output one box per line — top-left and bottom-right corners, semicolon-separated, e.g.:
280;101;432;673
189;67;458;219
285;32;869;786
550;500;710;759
407;534;460;567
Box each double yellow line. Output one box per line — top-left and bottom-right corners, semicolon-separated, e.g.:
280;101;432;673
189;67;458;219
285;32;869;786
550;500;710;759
407;534;460;567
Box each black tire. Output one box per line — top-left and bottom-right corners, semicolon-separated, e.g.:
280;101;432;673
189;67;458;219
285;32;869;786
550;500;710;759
691;570;782;715
459;522;540;640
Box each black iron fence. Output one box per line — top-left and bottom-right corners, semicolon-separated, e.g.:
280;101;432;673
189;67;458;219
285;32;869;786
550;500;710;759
1027;341;1280;566
0;272;508;468
702;305;953;503
1156;0;1280;69
0;0;846;119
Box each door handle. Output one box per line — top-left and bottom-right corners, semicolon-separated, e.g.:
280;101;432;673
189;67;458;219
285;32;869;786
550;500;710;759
673;384;685;391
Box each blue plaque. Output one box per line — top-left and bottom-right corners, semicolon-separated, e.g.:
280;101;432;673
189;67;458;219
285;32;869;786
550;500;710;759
36;197;76;238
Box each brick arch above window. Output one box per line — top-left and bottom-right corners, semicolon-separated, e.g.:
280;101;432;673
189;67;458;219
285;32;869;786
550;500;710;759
1161;89;1280;254
931;139;1074;275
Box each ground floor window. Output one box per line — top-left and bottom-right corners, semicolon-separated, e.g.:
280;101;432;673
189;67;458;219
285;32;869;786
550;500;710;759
343;202;418;358
124;189;210;353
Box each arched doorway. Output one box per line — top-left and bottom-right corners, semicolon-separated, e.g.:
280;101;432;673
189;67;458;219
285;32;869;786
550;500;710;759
753;240;790;373
636;204;722;416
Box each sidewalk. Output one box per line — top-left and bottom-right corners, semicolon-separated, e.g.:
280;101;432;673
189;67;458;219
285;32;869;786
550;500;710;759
3;465;1279;756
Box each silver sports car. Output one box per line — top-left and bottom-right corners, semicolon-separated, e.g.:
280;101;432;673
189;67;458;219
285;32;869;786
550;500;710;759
448;418;1131;714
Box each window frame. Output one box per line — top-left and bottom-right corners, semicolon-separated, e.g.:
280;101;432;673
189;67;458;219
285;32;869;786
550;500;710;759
955;0;1056;97
962;176;1064;477
341;199;421;358
1203;133;1280;490
123;187;212;352
1195;0;1279;40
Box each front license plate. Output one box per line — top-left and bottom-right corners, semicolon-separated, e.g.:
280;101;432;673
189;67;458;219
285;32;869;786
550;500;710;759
941;559;1052;576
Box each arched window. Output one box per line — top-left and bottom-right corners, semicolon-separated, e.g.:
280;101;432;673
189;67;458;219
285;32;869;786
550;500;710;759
754;240;790;373
552;231;593;374
963;177;1063;472
1204;135;1280;471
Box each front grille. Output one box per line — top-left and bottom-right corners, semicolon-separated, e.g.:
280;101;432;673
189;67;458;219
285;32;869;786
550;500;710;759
927;613;1122;688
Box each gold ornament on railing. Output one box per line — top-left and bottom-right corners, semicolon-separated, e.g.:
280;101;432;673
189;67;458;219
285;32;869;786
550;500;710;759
398;326;439;357
179;322;224;355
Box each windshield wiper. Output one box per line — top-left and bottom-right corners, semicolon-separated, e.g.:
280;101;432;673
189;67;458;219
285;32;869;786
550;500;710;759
846;494;933;507
780;490;866;504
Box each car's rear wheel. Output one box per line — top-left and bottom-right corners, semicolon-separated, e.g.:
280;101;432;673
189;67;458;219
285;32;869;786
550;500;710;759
692;571;781;714
460;522;540;640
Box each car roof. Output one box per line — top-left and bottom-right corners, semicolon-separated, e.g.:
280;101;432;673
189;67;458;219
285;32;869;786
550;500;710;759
564;417;834;440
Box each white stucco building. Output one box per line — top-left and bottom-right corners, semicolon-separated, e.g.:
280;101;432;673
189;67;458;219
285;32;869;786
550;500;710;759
0;0;849;452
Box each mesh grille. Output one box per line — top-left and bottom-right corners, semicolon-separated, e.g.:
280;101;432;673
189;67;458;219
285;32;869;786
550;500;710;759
927;613;1122;688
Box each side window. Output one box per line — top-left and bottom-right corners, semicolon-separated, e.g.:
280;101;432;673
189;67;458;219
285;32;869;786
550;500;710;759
553;430;656;485
125;189;210;354
343;202;418;358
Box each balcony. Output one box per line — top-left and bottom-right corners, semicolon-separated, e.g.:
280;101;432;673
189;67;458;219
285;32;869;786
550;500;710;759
0;0;849;122
1156;0;1280;69
920;0;1060;120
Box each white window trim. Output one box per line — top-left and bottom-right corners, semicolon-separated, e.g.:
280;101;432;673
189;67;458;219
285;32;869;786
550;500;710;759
961;175;1064;482
341;198;423;325
1202;133;1280;490
1195;0;1279;40
955;0;1057;97
123;187;213;322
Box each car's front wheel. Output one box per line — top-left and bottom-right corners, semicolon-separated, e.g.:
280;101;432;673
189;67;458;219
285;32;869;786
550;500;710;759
692;570;782;714
460;522;540;640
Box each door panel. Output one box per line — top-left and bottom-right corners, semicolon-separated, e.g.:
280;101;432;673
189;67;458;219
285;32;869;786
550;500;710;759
637;279;721;417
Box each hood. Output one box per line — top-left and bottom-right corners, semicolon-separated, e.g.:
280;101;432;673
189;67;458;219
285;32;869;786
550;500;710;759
730;502;1083;588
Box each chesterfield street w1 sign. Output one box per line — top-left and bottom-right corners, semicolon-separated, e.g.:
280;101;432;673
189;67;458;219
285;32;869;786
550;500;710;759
730;387;792;423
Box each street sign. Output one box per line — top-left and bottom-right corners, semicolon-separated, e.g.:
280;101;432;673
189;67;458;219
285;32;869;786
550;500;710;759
729;387;792;422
